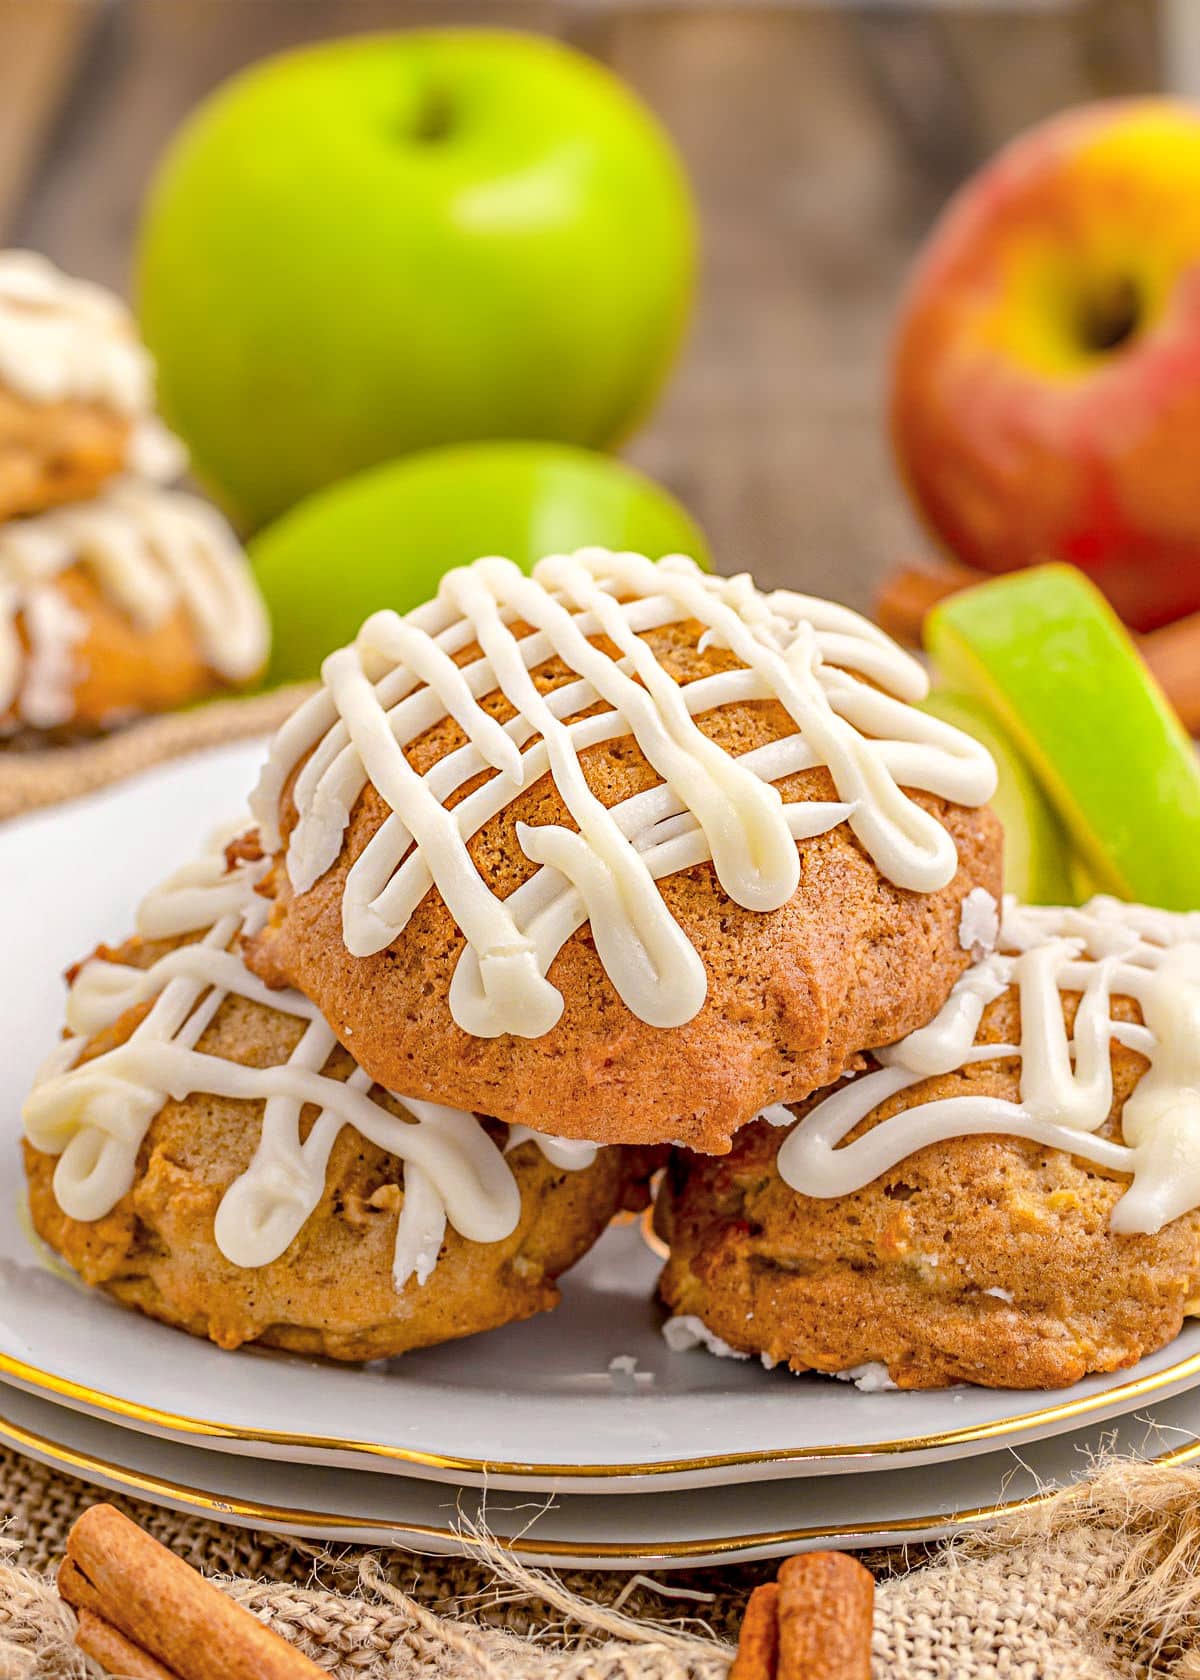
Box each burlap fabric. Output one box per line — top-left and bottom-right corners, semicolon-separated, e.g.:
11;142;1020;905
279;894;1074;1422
0;685;313;821
4;700;1200;1679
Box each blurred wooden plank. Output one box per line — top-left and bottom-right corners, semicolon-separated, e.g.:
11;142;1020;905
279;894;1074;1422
7;0;1165;620
577;6;932;610
0;0;96;238
590;3;1159;611
936;0;1159;151
1164;0;1200;95
843;11;982;214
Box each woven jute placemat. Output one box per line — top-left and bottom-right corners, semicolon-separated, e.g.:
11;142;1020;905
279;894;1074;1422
0;685;313;822
4;697;1200;1679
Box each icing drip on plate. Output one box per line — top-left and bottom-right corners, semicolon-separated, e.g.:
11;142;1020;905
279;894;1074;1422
251;549;996;1040
0;479;269;727
0;250;185;478
22;831;595;1293
778;896;1200;1236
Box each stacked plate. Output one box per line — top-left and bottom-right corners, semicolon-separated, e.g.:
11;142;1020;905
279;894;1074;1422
4;741;1200;1569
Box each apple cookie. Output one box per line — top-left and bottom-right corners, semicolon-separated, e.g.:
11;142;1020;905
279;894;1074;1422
23;832;642;1361
245;549;1001;1151
657;896;1200;1389
0;250;183;519
0;478;269;738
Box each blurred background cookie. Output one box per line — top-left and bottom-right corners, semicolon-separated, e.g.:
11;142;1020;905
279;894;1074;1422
0;251;181;520
0;479;268;739
0;250;269;743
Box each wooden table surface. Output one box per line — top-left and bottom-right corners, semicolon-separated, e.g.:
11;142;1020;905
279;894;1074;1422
0;0;1160;613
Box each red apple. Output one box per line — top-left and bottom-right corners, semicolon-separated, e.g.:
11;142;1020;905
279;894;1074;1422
891;99;1200;633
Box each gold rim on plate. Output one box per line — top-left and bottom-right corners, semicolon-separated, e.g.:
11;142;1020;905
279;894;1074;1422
9;1389;1198;1561
4;1336;1200;1483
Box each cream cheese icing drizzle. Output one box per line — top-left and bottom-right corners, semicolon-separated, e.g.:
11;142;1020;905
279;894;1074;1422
0;251;150;411
778;896;1200;1235
22;832;592;1292
0;480;268;728
251;549;996;1040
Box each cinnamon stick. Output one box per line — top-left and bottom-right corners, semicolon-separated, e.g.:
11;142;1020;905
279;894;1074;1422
729;1581;781;1680
874;557;980;646
73;1607;179;1680
58;1556;108;1621
60;1505;322;1680
729;1552;874;1680
776;1551;874;1680
1141;613;1200;737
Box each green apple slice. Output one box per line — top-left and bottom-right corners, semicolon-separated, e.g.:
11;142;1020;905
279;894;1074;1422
921;688;1077;905
926;564;1200;910
1069;852;1103;904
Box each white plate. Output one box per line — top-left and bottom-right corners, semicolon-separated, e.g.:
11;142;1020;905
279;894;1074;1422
6;739;1200;1495
5;1370;1200;1568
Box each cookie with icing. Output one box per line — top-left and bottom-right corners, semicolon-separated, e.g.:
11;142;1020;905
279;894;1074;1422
0;251;183;520
656;897;1200;1389
23;834;639;1360
245;549;1002;1151
0;478;268;737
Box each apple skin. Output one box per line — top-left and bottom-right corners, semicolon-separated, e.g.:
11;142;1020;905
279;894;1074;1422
892;99;1200;633
137;31;696;530
250;439;708;683
926;563;1200;911
920;689;1076;906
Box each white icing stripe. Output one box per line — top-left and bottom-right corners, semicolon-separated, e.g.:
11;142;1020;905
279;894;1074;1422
127;418;187;486
0;479;268;724
0;251;152;413
505;1125;599;1172
390;1163;448;1290
778;896;1200;1236
22;833;594;1294
12;583;88;728
251;549;996;1040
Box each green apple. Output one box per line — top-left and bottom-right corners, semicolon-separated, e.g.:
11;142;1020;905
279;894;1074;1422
921;689;1077;905
926;564;1200;910
137;31;696;530
251;439;707;683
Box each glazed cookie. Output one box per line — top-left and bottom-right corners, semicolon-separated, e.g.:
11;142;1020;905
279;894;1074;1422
0;478;268;736
657;897;1200;1389
0;251;182;519
23;835;639;1360
246;549;1001;1151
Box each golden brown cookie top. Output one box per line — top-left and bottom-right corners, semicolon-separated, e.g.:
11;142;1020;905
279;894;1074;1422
244;551;1003;1145
251;550;998;1039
